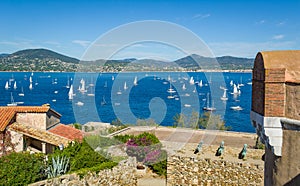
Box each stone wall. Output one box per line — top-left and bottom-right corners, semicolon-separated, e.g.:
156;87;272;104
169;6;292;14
29;157;139;186
285;83;300;120
16;113;47;130
167;156;264;185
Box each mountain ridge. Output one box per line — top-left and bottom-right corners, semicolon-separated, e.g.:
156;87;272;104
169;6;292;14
0;48;254;72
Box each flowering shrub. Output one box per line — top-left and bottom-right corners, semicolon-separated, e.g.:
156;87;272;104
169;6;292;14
125;132;163;164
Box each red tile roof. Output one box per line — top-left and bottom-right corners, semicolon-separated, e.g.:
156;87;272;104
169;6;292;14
0;104;60;132
48;124;84;142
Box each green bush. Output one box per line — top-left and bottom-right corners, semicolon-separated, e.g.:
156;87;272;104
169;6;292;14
85;135;121;149
0;152;46;185
113;134;134;143
76;161;118;178
49;140;108;172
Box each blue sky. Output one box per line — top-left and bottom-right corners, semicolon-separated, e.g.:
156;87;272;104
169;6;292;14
0;0;299;60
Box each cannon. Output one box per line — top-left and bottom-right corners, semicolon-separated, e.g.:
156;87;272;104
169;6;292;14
194;141;203;154
215;141;224;156
238;144;247;159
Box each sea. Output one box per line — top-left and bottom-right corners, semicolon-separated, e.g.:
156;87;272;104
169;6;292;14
0;71;255;133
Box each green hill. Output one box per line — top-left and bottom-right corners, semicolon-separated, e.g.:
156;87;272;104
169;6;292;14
0;48;254;72
10;48;79;64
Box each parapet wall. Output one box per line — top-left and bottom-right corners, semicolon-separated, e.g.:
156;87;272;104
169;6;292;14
167;156;264;185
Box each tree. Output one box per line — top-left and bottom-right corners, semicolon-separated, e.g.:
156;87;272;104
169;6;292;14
173;113;186;128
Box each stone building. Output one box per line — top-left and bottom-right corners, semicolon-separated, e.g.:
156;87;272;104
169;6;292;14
0;104;83;155
251;50;300;185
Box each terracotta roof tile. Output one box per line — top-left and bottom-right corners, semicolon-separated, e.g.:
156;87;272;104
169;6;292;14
48;124;84;142
0;105;60;132
9;123;70;147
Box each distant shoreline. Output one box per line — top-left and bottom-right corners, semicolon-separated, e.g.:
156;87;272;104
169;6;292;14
0;69;252;73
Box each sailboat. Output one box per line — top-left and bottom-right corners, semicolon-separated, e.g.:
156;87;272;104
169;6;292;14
87;86;95;97
66;77;70;88
5;81;9;89
230;106;243;110
117;87;122;95
167;82;176;93
182;83;186;90
193;87;196;93
231;84;240;95
68;85;74;100
29;82;33;90
124;82;128;90
238;77;244;87
203;93;216;111
89;76;94;87
199;80;203;87
133;76;138;86
220;89;228;101
167;91;175;99
13;81;17;89
101;96;107;105
189;77;195;85
7;92;17;106
167;75;171;81
230;80;234;86
18;87;25;97
29;76;33;83
78;78;87;93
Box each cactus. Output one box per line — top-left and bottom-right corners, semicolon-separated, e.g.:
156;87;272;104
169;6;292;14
46;156;70;178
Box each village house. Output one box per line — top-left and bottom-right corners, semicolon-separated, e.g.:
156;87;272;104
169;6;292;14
0;104;83;155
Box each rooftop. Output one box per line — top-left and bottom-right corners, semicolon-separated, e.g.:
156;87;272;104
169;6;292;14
258;50;300;83
0;104;61;132
48;124;84;142
9;123;70;146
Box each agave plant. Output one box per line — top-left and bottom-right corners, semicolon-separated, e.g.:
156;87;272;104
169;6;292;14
46;156;70;178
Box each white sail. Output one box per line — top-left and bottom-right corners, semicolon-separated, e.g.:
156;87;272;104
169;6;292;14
133;76;138;86
182;83;186;90
189;77;195;85
13;81;17;89
79;78;87;93
199;80;203;87
232;84;239;94
230;80;233;86
66;77;70;88
29;76;33;83
5;81;9;89
29;83;33;90
124;81;128;90
220;89;228;101
68;85;74;100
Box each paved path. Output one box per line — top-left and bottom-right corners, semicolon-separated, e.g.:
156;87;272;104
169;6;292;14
137;178;166;186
